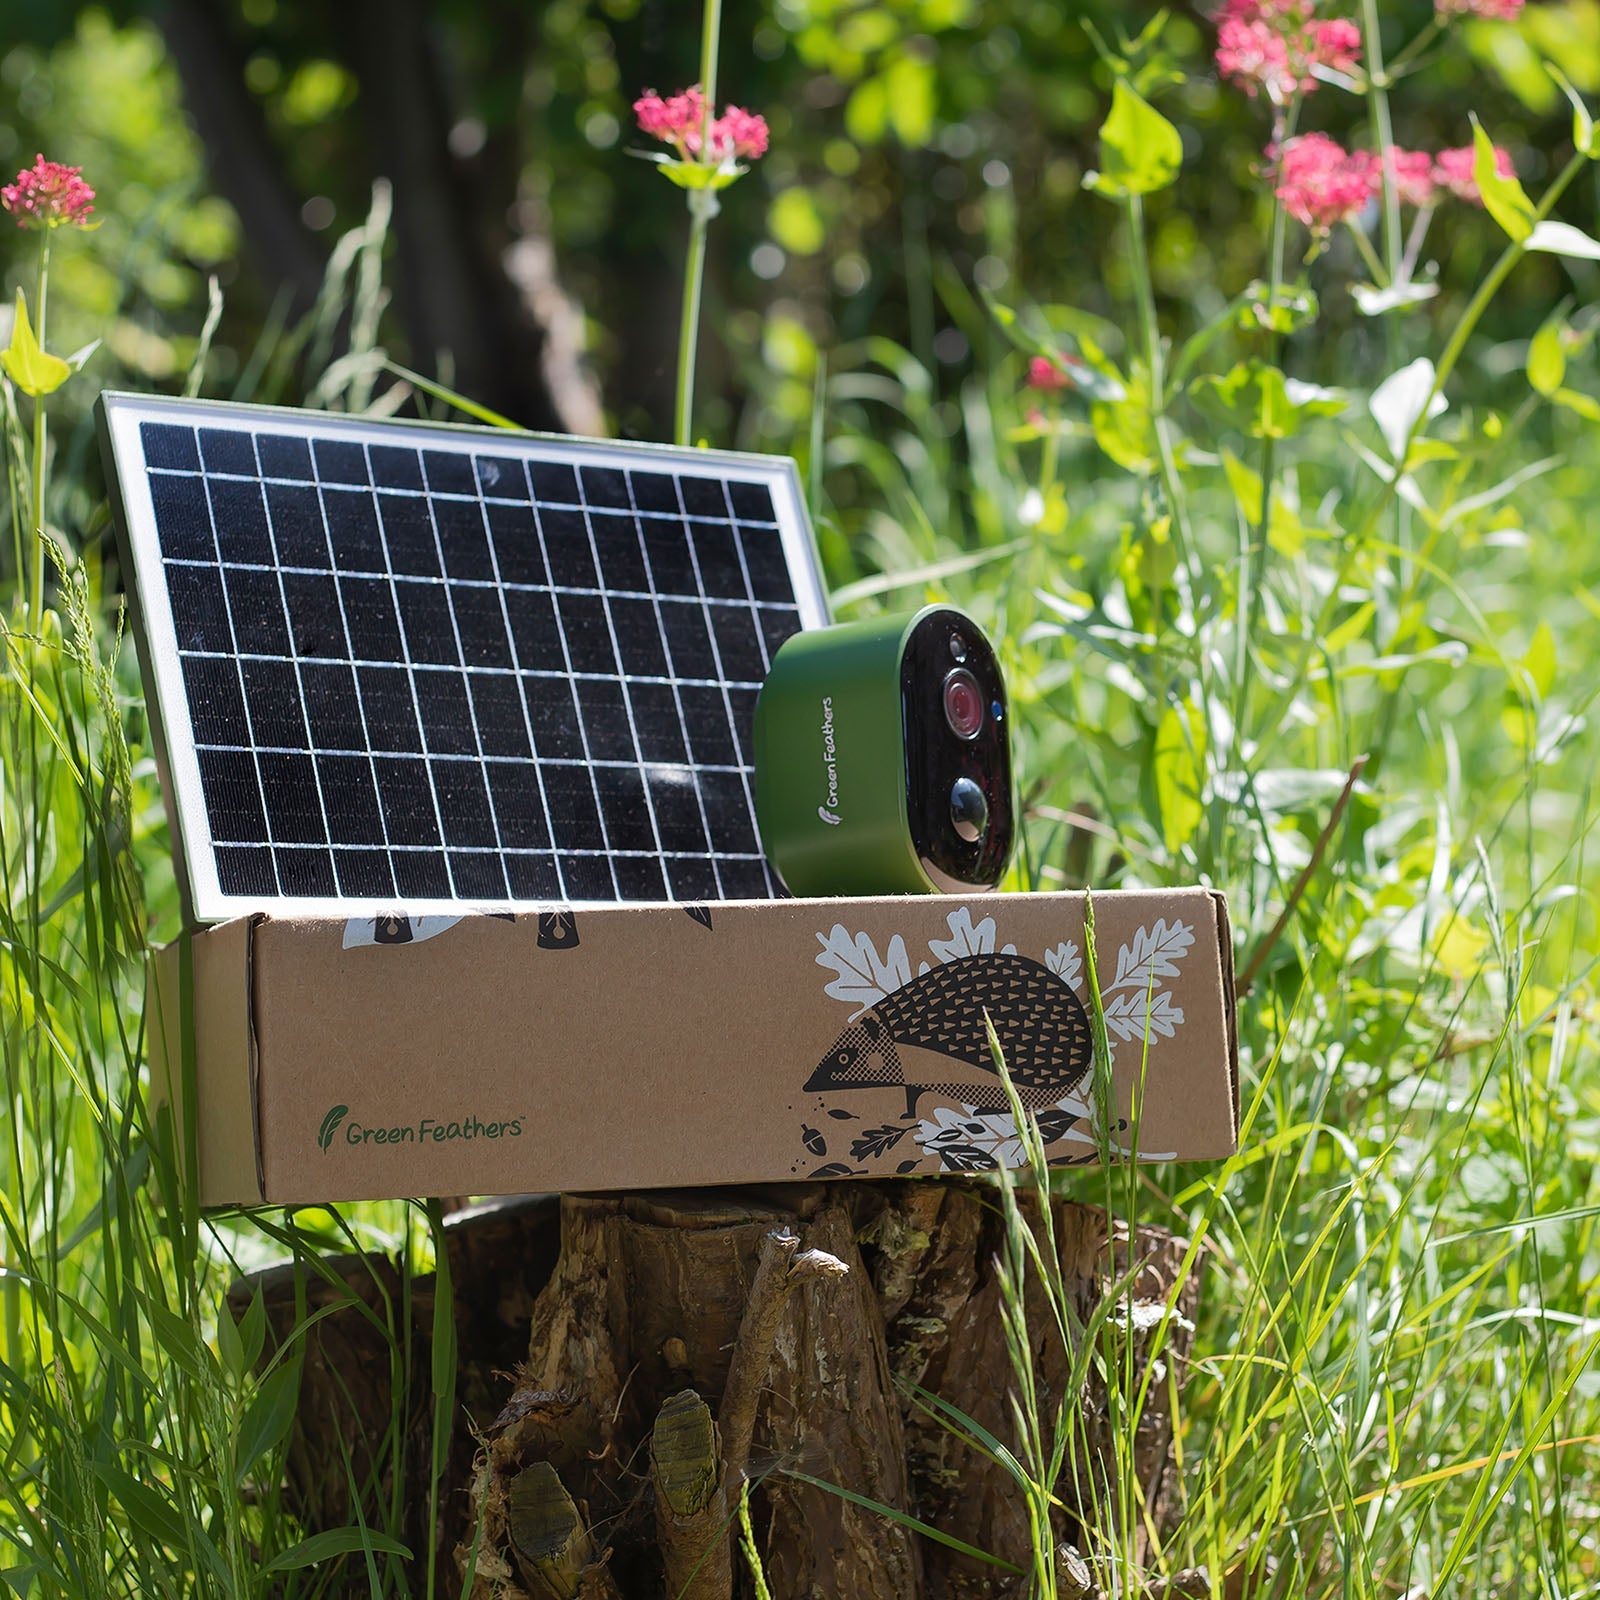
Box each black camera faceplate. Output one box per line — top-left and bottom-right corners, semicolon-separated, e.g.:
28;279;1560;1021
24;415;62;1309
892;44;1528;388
900;609;1013;888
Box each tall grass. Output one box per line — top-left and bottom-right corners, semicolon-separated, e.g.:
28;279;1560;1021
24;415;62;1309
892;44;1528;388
0;191;452;1595
0;12;1597;1599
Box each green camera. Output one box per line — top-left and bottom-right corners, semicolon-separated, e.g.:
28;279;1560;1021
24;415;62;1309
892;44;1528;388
753;605;1014;897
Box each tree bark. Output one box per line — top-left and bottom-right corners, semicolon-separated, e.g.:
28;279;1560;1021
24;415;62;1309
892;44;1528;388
237;1181;1202;1598
157;0;327;317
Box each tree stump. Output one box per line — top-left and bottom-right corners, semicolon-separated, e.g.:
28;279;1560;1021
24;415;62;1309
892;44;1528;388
238;1181;1202;1599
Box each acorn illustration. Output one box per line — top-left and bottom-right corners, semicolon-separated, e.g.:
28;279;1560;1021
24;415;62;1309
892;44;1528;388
806;952;1093;1119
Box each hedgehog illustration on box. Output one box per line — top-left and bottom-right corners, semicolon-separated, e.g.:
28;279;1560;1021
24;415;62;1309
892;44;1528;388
807;950;1094;1120
801;908;1194;1174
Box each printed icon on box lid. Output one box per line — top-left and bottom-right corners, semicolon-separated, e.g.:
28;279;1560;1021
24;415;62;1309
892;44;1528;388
537;910;580;950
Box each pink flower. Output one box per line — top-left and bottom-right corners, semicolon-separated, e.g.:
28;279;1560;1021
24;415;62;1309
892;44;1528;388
1216;2;1362;100
1433;143;1513;203
634;86;706;147
712;105;769;161
1215;0;1313;20
1380;146;1439;206
1;155;94;229
634;85;769;164
1027;356;1074;392
1311;18;1362;75
1275;132;1379;230
1436;0;1524;17
1218;19;1295;98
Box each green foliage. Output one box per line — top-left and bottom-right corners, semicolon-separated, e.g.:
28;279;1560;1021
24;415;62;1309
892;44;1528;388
1087;80;1184;200
1;291;69;397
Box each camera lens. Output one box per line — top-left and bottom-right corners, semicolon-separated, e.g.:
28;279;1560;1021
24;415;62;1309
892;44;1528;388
943;669;985;739
950;776;988;842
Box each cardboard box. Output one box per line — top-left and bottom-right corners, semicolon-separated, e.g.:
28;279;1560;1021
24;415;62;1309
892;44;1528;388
147;888;1238;1207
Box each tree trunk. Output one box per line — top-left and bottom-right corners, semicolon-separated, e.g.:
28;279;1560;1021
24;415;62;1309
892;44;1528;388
238;1181;1202;1599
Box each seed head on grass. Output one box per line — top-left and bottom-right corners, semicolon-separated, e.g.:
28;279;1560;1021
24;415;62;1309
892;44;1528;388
1;155;95;229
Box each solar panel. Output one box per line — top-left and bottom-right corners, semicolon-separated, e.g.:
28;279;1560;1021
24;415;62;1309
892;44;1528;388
97;393;830;921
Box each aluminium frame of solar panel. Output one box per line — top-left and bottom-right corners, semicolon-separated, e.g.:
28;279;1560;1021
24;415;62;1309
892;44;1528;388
97;392;831;923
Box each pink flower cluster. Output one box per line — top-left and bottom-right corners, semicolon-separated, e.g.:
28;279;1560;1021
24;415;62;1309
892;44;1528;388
1274;132;1375;228
1436;0;1524;17
1026;356;1073;392
634;86;770;163
1274;133;1514;230
1;155;94;229
1215;0;1362;101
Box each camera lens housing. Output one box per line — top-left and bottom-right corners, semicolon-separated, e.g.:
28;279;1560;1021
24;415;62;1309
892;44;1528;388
943;669;985;740
752;604;1014;896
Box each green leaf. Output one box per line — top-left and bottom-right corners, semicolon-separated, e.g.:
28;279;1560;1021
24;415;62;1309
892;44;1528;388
778;1469;1023;1573
1087;80;1182;199
1239;279;1320;333
1191;361;1345;440
236;1362;302;1485
216;1296;245;1381
263;1528;412;1573
1528;316;1567;397
1526;219;1600;259
1524;620;1557;697
1546;63;1599;158
1153;699;1205;854
1091;387;1156;473
980;290;1128;401
1351;279;1439;317
137;1290;214;1383
1;291;72;398
1471;117;1536;242
1324;601;1376;655
238;1286;267;1372
1220;447;1263;524
1554;385;1600;420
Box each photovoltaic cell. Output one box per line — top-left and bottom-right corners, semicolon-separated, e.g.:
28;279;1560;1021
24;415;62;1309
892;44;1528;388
98;394;828;919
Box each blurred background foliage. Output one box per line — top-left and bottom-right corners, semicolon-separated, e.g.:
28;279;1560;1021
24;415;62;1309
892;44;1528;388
0;0;1594;449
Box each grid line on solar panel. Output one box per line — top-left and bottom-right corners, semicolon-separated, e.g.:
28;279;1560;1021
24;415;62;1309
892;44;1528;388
127;409;808;908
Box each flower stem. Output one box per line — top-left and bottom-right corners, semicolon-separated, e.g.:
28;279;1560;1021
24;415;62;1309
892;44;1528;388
30;227;49;627
1382;17;1441;81
1345;218;1389;286
675;214;708;448
1360;0;1402;280
699;0;721;132
673;0;724;447
1244;101;1295;693
1123;194;1194;574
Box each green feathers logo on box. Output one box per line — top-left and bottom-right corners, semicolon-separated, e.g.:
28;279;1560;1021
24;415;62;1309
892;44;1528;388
315;1104;525;1152
318;1104;349;1153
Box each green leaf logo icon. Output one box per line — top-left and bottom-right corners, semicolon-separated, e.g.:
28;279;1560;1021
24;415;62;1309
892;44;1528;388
318;1104;349;1153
